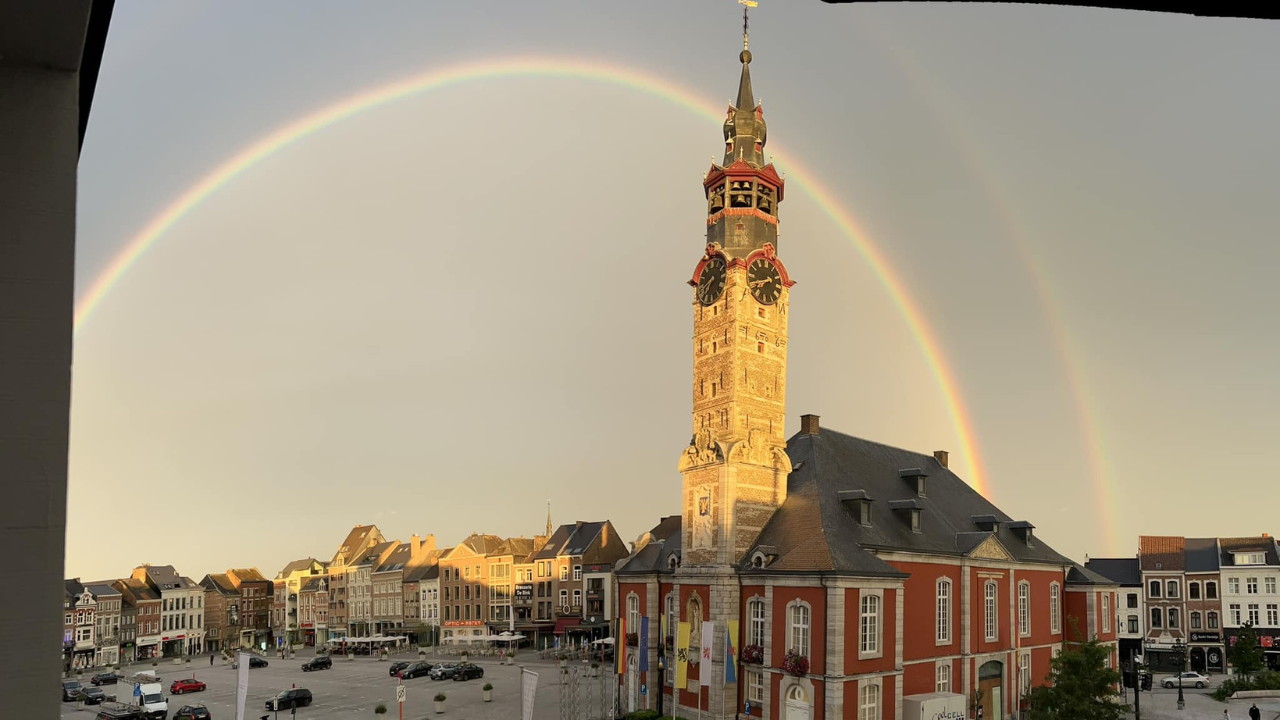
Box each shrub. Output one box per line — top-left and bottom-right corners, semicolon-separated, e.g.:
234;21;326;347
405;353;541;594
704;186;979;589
781;650;809;677
434;693;447;702
483;683;493;691
624;710;661;720
374;702;387;714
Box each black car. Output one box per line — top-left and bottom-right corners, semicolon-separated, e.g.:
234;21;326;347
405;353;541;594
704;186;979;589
63;679;86;702
388;661;411;677
302;655;331;672
173;704;212;720
399;661;432;679
92;672;120;686
82;686;107;704
266;688;312;711
451;663;484;681
234;656;269;669
95;707;145;720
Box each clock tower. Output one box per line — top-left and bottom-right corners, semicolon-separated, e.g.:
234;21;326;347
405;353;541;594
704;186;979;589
678;34;793;570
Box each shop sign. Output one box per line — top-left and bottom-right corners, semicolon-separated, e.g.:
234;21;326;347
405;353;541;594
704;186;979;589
443;621;484;627
1190;632;1221;642
515;584;533;601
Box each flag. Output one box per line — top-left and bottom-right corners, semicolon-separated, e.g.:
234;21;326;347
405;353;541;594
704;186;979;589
675;622;691;689
725;620;739;684
639;617;649;672
617;616;626;676
702;621;714;666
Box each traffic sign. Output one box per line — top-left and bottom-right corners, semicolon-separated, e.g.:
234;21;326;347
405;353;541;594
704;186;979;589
133;685;141;697
640;684;647;696
745;701;752;716
396;685;406;704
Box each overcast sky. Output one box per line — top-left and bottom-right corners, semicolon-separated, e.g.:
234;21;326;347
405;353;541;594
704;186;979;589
69;1;1279;582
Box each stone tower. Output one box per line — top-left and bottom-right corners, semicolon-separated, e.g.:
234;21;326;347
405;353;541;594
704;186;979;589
679;36;793;571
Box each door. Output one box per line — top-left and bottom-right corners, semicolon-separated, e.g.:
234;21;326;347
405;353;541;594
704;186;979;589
978;660;1003;720
1190;647;1206;673
628;655;638;712
785;685;810;720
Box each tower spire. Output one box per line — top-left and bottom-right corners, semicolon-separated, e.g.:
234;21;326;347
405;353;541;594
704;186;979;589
546;500;552;537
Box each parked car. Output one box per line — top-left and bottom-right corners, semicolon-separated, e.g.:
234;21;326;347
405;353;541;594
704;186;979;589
399;661;433;679
1161;671;1211;689
232;656;268;669
388;661;411;677
63;679;86;702
82;686;107;704
451;663;484;681
428;663;459;680
95;706;145;720
92;672;120;686
266;688;313;711
173;704;212;720
302;656;332;672
170;678;207;694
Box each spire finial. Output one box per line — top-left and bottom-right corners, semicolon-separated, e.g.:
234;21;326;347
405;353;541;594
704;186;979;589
546;500;552;537
739;0;757;56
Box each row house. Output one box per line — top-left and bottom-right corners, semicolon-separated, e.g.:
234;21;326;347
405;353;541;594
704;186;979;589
414;559;445;642
63;579;82;671
1089;534;1279;675
118;586;138;660
200;574;241;653
488;537;537;629
440;533;504;645
85;583;123;667
131;565;205;656
65;580;95;670
272;558;328;647
373;543;413;635
298;576;329;645
617;417;1119;720
117;578;161;660
225;568;272;650
528;520;628;645
350;540;397;636
326;524;386;641
402;544;445;642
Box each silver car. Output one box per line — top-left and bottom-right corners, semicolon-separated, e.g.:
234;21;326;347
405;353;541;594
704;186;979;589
1161;671;1211;689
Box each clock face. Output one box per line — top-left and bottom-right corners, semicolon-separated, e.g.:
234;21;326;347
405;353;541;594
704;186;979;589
696;257;727;305
747;258;782;305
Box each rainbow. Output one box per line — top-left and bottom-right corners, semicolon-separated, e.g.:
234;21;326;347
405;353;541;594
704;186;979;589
73;55;990;495
856;27;1120;552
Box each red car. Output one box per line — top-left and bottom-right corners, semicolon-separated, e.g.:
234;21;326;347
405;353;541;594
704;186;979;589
170;678;207;695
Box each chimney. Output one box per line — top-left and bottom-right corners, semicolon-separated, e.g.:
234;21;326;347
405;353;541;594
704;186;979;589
424;534;436;551
800;414;820;435
933;450;949;468
411;534;421;554
601;524;609;546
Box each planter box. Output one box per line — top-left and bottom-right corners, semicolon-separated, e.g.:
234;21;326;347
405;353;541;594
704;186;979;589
435;701;445;714
483;690;492;702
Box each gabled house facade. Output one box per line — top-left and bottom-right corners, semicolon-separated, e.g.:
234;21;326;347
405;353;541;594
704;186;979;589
1219;535;1280;672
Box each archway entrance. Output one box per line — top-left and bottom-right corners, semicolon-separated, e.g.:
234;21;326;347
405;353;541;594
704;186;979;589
1189;647;1206;673
978;660;1003;720
785;685;810;720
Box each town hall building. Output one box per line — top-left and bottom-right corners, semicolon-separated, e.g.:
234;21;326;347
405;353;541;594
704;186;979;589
614;15;1118;720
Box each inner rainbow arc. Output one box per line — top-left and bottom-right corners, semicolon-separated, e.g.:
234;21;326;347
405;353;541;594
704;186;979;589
72;55;990;496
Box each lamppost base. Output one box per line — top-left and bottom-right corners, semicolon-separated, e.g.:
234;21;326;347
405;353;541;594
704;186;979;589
1176;699;1185;710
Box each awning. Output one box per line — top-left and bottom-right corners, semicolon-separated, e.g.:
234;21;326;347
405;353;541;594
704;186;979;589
554;618;581;635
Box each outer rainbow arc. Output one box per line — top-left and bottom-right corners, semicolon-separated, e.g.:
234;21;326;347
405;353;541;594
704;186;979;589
72;55;990;496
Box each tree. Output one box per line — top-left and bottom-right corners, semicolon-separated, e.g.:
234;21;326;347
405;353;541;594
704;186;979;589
1026;617;1128;720
1230;621;1266;681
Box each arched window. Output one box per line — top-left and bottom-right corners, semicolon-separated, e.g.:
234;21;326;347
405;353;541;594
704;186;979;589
664;593;677;684
858;683;880;720
1190;611;1202;630
626;594;640;637
936;662;951;692
1207;611;1219;629
1018;581;1031;636
1050;582;1061;634
936;579;951;644
788;602;811;658
985;581;998;641
1150;607;1162;628
860;594;880;655
1168;607;1180;629
1102;592;1111;633
747;598;766;647
1189;581;1201;600
1148;580;1161;598
1206;581;1219;600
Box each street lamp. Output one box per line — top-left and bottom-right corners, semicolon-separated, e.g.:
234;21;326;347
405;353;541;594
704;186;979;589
1170;639;1187;711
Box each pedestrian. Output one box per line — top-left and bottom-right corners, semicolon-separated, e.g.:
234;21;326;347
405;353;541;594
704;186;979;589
1249;704;1261;720
210;654;214;667
1223;709;1231;719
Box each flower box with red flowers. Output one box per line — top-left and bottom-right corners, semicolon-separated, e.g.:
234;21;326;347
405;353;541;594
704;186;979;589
626;633;639;647
741;644;764;665
781;650;809;677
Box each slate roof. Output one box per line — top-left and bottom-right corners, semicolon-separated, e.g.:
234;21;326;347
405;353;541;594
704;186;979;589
453;533;504;557
403;549;446;583
740;427;1073;576
1219;536;1280;566
534;525;576;560
1085;558;1142;586
119;578;159;602
228;568;268;584
84;583;121;598
66;578;84;598
200;573;239;596
375;544;413;574
1185;537;1222;573
141;565;183;590
1139;536;1186;572
358;541;397;566
299;577;325;593
616;516;683;575
1066;563;1118;586
278;558;323;578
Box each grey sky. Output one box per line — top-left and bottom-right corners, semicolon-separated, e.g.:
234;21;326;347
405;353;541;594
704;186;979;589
69;1;1280;581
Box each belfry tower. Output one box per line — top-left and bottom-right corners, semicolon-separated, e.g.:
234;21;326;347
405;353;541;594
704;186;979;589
679;9;793;572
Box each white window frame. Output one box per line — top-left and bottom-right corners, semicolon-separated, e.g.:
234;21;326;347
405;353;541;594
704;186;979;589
1248;604;1260;625
573;566;582;581
747;597;766;648
1102;592;1111;633
787;601;811;659
1166;580;1179;598
985;581;998;641
1229;578;1240;595
1247;577;1259;594
936;579;951;645
1020;651;1032;694
859;591;883;659
1050;582;1061;635
1229;604;1241;625
1018;581;1031;637
747;669;764;703
936;661;951;692
1190;611;1202;629
1168;607;1180;629
1151;607;1163;628
664;593;677;685
1267;604;1278;627
626;594;640;635
858;680;881;720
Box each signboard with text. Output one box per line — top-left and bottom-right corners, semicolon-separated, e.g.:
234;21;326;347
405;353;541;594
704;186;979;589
515;584;533;601
521;668;539;720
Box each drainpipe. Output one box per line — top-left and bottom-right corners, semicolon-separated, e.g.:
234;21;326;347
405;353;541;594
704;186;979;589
820;576;831;719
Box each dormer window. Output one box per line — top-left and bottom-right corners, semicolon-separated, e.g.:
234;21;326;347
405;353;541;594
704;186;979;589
1008;521;1035;547
899;468;928;497
971;515;1000;532
888;499;923;533
838;490;874;527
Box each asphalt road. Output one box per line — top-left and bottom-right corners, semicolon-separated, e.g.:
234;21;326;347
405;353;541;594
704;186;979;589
60;652;569;720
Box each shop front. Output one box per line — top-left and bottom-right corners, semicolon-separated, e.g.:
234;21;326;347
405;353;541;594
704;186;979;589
136;638;158;660
302;623;316;646
161;635;185;657
1188;633;1226;674
1226;627;1280;671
